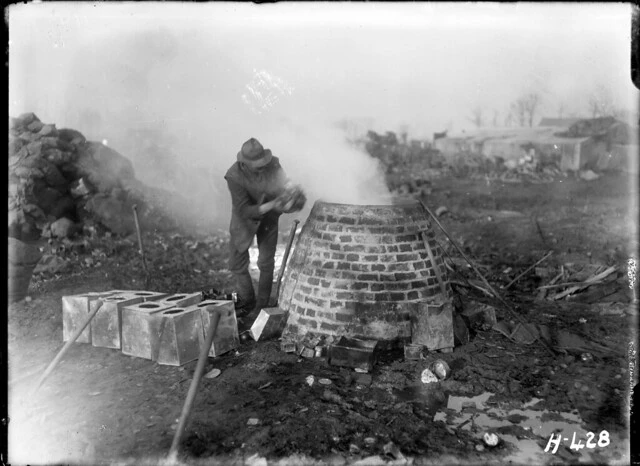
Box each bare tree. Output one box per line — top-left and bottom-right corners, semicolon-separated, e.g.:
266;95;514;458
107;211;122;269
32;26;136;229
468;106;485;128
557;102;566;119
510;92;542;127
587;84;618;118
503;109;515;127
492;109;500;127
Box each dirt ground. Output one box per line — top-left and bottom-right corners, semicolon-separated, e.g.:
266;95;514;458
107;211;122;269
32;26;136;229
6;171;638;466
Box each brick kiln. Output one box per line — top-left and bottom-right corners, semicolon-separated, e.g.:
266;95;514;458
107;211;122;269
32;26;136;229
279;200;453;346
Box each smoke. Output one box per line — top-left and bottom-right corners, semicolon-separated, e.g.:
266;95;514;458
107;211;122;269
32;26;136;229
10;20;392;234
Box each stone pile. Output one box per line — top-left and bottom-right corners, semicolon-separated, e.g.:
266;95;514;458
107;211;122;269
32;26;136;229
9;112;193;241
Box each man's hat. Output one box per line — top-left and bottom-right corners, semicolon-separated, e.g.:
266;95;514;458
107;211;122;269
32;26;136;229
237;138;273;168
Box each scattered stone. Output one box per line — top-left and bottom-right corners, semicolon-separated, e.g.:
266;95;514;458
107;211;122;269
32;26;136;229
354;373;372;387
306;375;315;387
349;444;360;455
435;206;449;217
475;444;485;452
383;441;405;461
204;368;221;379
364;437;376;447
430;359;451;380
50;217;75;239
247;418;260;426
318;378;332;385
483;432;500;447
420;368;439;384
245;453;267;466
579;170;600;181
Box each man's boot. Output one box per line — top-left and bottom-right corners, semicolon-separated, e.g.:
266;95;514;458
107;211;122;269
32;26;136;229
234;270;256;317
253;269;275;315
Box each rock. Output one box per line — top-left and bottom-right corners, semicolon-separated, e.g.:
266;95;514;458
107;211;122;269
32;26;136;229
76;142;136;193
8;237;43;302
50;217;76;238
70;178;92;198
17;112;40;126
33;254;68;274
57;128;86;145
435;206;449;217
38;124;57;137
27;120;44;133
84;194;135;235
579;170;600;181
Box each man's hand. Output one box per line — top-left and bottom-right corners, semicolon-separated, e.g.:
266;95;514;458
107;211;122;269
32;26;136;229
258;200;277;215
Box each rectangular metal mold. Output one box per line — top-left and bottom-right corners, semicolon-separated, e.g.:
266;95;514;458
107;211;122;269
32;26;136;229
121;301;176;359
197;300;240;357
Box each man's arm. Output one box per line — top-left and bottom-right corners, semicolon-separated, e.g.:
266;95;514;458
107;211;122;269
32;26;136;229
227;179;276;219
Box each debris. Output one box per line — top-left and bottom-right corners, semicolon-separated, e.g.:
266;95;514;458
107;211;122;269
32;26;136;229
204;368;221;379
404;343;424;360
280;340;297;353
503;250;553;290
249;307;288;341
550;265;617;300
349;444;361;455
364;437;376;447
430;360;451;380
258;382;272;390
578;318;587;324
318;378;332;386
299;347;315;359
410;299;455;350
475;444;485;452
580;353;593;362
483;432;500;447
328;337;378;372
462;303;497;330
306;375;315;387
383;441;406;461
435;206;449;217
420;368;439;384
247;418;260;426
354;373;372;387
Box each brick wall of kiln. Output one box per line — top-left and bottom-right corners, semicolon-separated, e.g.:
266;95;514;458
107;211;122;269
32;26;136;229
279;200;451;342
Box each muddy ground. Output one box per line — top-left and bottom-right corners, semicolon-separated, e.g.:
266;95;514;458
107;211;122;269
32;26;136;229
7;171;639;465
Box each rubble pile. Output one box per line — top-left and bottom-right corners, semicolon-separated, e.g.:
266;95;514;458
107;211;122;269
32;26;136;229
9;112;194;242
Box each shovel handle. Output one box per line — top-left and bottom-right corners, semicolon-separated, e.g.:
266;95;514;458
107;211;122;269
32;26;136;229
274;220;299;301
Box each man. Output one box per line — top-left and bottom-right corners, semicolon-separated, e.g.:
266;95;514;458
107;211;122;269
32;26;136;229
224;138;304;323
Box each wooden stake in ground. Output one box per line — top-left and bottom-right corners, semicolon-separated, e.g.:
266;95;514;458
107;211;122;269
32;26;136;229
33;300;105;394
418;200;556;357
168;309;222;462
132;204;150;288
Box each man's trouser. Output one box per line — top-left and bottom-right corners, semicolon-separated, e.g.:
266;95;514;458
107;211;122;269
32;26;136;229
228;218;279;313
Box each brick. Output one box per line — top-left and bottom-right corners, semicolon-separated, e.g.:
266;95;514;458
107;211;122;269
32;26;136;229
363;255;378;261
388;263;411;272
336;292;354;300
304;296;326;307
293;292;305;301
371;264;386;272
295;304;306;315
330;244;341;251
351;282;369;291
390;292;407;301
299;284;313;294
326;215;338;222
370;283;385;292
334;312;352;322
315;215;326;222
320;322;339;331
411;280;425;289
320;279;332;287
374;292;391;302
307;277;320;286
328;225;344;232
337;262;351;271
380;235;395;244
399;243;413;252
407;291;420;300
385;282;411;291
330;300;343;308
366;246;384;254
395;272;415;281
414;261;426;270
333;281;350;290
397;253;419;262
386;245;399;253
344;245;366;253
346;253;359;262
321;233;335;241
338;216;356;225
331;253;346;260
321;261;336;270
357;273;378;281
350;263;369;272
298;318;318;329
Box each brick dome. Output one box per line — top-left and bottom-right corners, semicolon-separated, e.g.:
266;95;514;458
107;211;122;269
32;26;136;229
279;199;451;344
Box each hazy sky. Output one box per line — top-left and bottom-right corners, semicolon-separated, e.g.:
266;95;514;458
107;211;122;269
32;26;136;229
7;2;638;224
